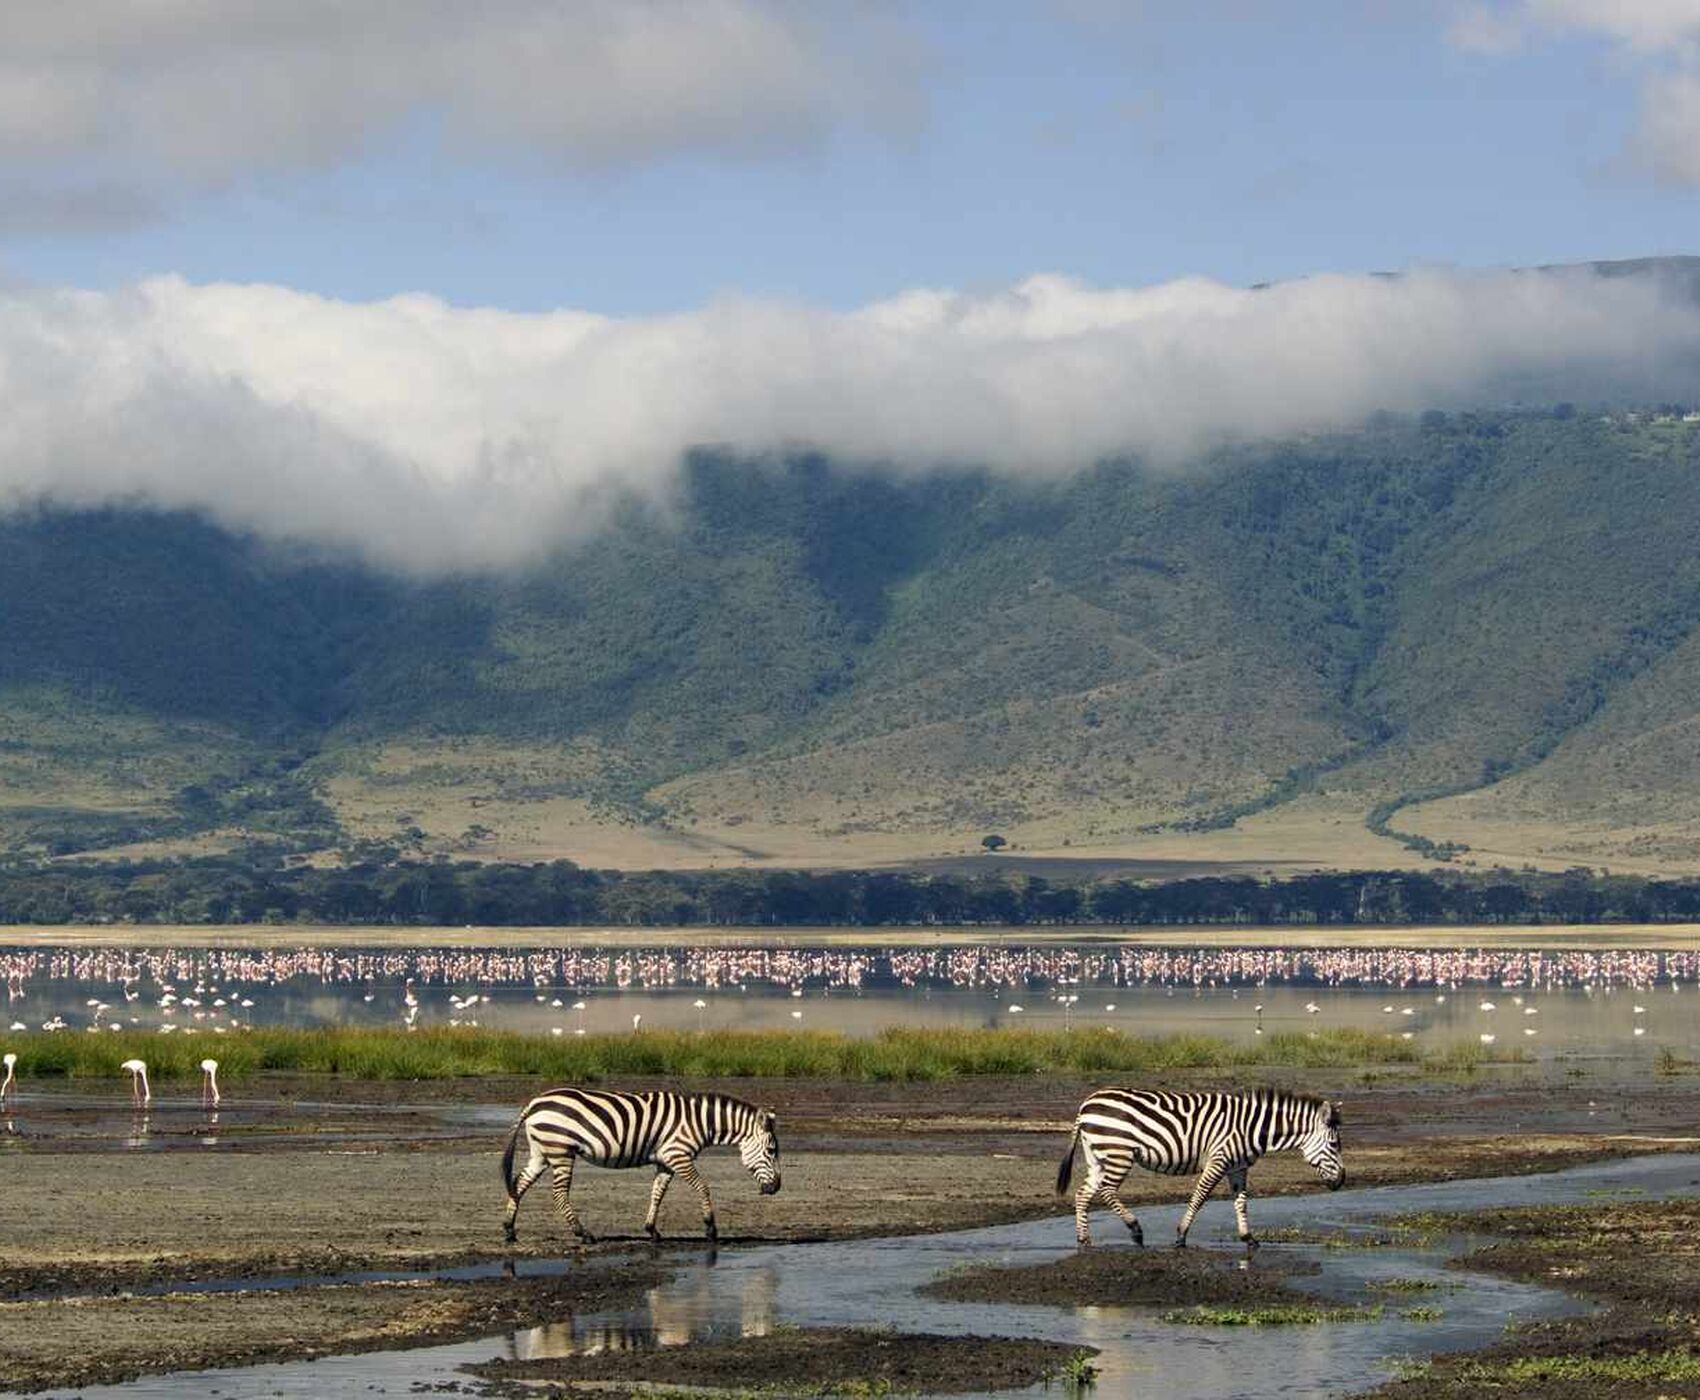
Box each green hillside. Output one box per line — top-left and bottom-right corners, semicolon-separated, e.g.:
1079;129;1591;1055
6;409;1700;871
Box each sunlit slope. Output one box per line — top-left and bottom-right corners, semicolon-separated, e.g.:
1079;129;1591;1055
8;413;1700;868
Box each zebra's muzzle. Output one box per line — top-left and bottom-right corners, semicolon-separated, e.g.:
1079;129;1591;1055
760;1175;781;1195
1327;1172;1345;1191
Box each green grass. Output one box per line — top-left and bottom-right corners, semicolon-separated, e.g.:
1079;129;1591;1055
1160;1303;1383;1326
0;1024;1519;1084
1367;1278;1450;1294
1441;1350;1700;1385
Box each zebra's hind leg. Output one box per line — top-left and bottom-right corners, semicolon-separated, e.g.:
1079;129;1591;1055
548;1153;595;1244
1228;1165;1258;1252
644;1165;674;1241
1097;1184;1143;1247
504;1143;548;1243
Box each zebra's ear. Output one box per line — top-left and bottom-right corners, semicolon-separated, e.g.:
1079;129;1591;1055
1327;1101;1342;1128
761;1109;777;1131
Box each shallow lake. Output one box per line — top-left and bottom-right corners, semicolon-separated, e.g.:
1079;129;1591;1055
3;941;1696;1059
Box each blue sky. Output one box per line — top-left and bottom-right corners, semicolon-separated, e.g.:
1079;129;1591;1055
2;2;1698;313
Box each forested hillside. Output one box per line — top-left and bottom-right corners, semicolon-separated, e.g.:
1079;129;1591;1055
5;407;1700;872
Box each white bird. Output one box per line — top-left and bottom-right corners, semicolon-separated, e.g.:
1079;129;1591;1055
1479;1033;1496;1045
790;1010;803;1020
1435;995;1447;1004
551;1027;563;1037
1008;1005;1024;1014
1;1051;16;1106
1400;1031;1414;1040
1633;1005;1647;1015
1381;1005;1394;1014
200;1058;220;1107
120;1058;150;1107
1400;1007;1415;1016
1478;1000;1496;1012
1304;1002;1320;1015
1634;1026;1647;1036
1104;1003;1116;1012
7;1022;22;1032
1524;1007;1539;1016
1524;1028;1537;1036
632;1014;643;1031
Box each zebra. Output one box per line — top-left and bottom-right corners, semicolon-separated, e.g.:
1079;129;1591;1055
501;1088;780;1244
1056;1088;1343;1249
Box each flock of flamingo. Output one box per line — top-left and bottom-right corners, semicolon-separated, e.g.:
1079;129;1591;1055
0;1053;220;1111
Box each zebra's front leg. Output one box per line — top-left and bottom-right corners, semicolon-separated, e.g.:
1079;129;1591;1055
548;1153;596;1244
644;1165;674;1241
1227;1164;1258;1252
665;1154;718;1241
1175;1158;1228;1248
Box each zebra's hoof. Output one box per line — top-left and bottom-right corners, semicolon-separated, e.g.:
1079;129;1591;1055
705;1222;719;1242
1130;1225;1144;1247
1076;1237;1093;1250
644;1225;660;1242
1241;1234;1260;1252
575;1230;597;1245
503;1226;517;1245
1173;1236;1188;1250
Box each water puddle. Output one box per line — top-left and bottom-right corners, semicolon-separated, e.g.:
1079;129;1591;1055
40;1153;1700;1400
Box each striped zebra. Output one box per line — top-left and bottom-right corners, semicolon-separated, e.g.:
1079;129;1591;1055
1057;1088;1343;1249
501;1088;780;1244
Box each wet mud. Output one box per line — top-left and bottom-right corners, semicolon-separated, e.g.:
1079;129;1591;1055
462;1326;1096;1397
0;1260;670;1395
2;1073;1698;1392
921;1243;1321;1308
1365;1198;1700;1399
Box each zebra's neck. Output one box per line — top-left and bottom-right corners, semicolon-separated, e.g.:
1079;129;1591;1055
700;1095;757;1144
1254;1092;1318;1150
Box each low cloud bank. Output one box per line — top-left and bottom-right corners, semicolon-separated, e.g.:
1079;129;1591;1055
2;263;1697;571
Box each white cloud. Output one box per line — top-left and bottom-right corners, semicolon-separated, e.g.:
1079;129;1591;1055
1451;2;1700;182
0;2;919;227
2;263;1697;571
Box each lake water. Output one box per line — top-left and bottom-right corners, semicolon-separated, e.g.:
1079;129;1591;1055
3;941;1696;1060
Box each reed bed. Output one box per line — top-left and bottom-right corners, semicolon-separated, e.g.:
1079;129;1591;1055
0;1024;1521;1083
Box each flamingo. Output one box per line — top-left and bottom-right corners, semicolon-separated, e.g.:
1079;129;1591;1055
1;1051;16;1106
120;1057;150;1107
200;1058;221;1108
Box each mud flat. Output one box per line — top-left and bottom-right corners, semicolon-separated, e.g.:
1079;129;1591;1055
1364;1197;1700;1399
464;1326;1097;1397
922;1244;1322;1308
2;1073;1699;1391
0;1261;669;1394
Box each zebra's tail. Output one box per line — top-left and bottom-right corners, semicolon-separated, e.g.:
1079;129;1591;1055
1056;1124;1080;1195
501;1113;526;1198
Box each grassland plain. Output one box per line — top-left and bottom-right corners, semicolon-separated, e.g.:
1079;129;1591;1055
14;412;1700;873
9;920;1700;948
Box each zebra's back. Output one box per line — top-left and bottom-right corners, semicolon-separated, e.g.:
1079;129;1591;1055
1077;1088;1286;1175
522;1087;695;1168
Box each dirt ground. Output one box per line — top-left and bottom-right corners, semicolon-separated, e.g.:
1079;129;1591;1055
2;1071;1698;1392
1363;1199;1700;1400
463;1326;1096;1397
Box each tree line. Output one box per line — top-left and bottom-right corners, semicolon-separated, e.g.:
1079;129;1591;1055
3;855;1700;928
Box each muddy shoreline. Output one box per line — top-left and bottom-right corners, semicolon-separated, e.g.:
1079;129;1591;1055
2;1072;1698;1392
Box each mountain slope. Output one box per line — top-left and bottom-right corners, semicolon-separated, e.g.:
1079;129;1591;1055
7;410;1700;870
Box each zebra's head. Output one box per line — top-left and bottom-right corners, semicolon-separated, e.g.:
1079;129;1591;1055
1300;1100;1345;1190
740;1108;781;1195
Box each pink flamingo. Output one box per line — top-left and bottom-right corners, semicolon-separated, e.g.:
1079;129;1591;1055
200;1058;221;1108
120;1057;150;1107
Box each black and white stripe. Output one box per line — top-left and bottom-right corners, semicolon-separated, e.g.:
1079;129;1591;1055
502;1088;781;1243
1057;1087;1343;1248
